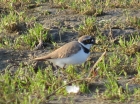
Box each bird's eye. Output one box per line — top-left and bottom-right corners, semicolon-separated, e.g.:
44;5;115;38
86;40;90;43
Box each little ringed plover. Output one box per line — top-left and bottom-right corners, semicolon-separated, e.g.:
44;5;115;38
34;35;96;68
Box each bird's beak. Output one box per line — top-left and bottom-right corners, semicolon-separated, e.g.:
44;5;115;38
92;37;96;45
95;37;101;45
95;38;98;45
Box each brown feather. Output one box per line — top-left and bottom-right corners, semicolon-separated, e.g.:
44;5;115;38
34;41;81;61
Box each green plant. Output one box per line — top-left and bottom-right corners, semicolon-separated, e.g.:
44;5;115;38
118;34;140;56
0;11;34;33
104;0;140;8
52;0;103;15
133;88;140;101
103;72;129;101
15;23;48;49
0;11;19;33
78;16;96;35
127;16;140;29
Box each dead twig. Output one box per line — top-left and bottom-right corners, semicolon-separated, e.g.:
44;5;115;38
46;51;106;99
87;51;106;78
46;79;84;99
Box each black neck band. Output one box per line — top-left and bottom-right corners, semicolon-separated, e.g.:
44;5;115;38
80;44;90;53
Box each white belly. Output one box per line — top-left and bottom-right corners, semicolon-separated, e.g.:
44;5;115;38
49;50;90;68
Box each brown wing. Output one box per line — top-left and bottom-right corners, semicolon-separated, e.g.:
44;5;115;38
34;41;81;61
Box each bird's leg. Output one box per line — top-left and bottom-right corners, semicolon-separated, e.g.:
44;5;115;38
53;65;59;71
76;63;86;73
48;61;58;71
62;64;66;70
57;64;67;79
83;62;86;68
52;64;67;79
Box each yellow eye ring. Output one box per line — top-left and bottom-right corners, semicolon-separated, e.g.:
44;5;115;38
87;40;90;42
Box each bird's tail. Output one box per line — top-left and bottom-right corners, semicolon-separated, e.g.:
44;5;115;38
33;56;49;61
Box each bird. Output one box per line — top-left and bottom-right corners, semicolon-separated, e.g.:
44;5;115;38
34;35;96;68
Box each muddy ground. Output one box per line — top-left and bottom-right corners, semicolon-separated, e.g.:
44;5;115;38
1;2;140;104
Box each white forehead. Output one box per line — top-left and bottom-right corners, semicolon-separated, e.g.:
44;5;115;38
83;36;91;40
78;35;93;42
